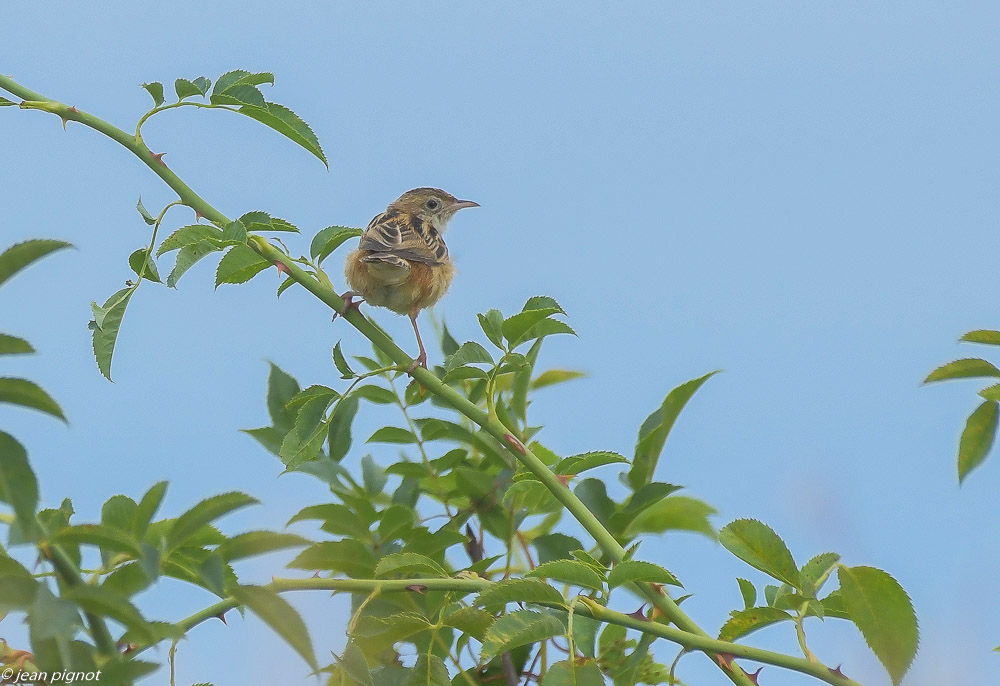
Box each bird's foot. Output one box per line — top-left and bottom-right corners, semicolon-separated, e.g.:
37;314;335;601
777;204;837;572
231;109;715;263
332;291;363;321
406;351;428;375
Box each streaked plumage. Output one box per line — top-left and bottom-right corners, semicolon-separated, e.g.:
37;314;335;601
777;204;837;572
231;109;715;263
342;188;478;369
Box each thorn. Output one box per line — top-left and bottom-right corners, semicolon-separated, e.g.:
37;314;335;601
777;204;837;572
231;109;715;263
406;584;428;594
60;116;68;130
748;667;763;685
626;604;649;621
714;653;736;670
649;582;666;595
194;209;203;222
215;611;228;625
150;151;166;166
503;433;525;454
118;642;138;655
829;665;847;679
312;571;321;578
555;474;572;487
67;106;79;113
274;260;291;275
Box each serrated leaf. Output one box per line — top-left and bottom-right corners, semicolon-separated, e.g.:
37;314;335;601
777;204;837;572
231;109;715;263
958;400;998;483
335;641;373;686
166;239;221;287
266;362;300;430
478;309;505;349
367;426;417;444
217;531;311;562
132;481;167;538
221;219;248;243
737;578;756;610
0;377;66;421
239;211;299;233
0;431;38;538
800;553;840;597
403;655;449;686
352;384;396;405
332;341;356;378
533;534;584;565
232;584;317;670
502;307;563;346
623;495;716;539
520;318;576;342
64;585;155;641
136;197;157;225
91;288;133;381
627;371;719;490
480;609;566;662
960;329;1000;345
527;560;605;590
0;239;72;289
374;552;448;578
328;396;359;462
156;225;223;255
837;566;918;685
543;659;604;686
441;606;494;640
237;102;327;167
168;492;258;548
718;607;794;641
174;78;204;101
215;244;270;287
555;451;627;475
720;519;800;589
522;296;565;314
289;540;376;578
128;248;161;283
476;578;565;609
213;69;274;94
52;524;141;557
607;560;681;588
141;82;164;107
311;226;362;263
0;334;34;355
444;341;494;372
532;369;586;389
925;358;1000;383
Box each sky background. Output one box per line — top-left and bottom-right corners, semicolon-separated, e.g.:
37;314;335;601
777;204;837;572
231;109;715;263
2;3;999;685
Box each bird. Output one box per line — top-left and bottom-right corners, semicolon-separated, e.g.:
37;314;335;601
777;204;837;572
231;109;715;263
341;188;479;370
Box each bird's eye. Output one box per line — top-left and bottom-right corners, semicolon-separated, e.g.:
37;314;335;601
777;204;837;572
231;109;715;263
426;198;440;210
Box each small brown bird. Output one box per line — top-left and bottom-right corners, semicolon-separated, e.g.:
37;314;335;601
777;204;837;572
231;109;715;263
341;188;479;369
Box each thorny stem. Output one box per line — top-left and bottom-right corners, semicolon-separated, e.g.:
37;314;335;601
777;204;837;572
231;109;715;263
0;74;852;686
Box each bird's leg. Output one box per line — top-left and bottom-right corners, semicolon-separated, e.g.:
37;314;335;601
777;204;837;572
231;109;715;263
332;290;364;320
407;307;428;373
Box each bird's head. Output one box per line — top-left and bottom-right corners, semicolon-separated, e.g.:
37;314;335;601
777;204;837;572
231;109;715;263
389;187;479;231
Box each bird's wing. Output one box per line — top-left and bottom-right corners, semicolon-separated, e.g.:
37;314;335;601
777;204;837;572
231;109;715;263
360;212;448;265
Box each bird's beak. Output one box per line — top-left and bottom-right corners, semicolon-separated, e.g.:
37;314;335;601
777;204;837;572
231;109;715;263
451;199;480;211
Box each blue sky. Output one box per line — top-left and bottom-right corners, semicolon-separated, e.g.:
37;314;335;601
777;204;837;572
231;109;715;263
2;3;999;685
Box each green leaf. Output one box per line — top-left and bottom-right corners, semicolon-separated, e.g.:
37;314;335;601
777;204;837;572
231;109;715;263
478;309;505;349
533;534;584;565
476;578;565;609
128;248;161;283
361;454;387;496
627;371;719;490
960;329;1000;345
719;519;800;589
958;400;998;483
213;69;274;93
289;540;377;578
311;226;363;263
522;296;565;314
555;451;627;476
0;432;38;538
232;584;317;670
526;560;605;590
266;362;301;430
174;78;203;101
28;584;83;640
0;377;66;421
924;358;1000;383
157;225;223;255
403;655;449;686
0;96;15;107
444;341;494;372
328;396;360;462
141;81;165;107
91;288;133;381
607;560;681;588
502;307;563;346
221;219;248;243
352;385;397;405
0;239;72;289
64;585;154;642
215;244;270;287
166;240;221;287
374;552;448;578
800;553;841;597
52;523;141;557
543;660;604;686
837;566;918;685
480;609;566;662
737;578;756;610
520;318;577;342
332;341;356;378
440;322;460;356
441;606;494;641
239;211;299;233
217;531;311;562
0;333;34;355
335;641;373;686
132;481;167;538
718;607;794;641
168;492;258;548
367;426;417;444
623;495;716;539
136;197;157;225
237;102;328;167
532;369;586;389
0;575;38;610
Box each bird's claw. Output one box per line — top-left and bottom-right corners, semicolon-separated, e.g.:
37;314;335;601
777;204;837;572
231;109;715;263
406;353;428;375
332;292;363;321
